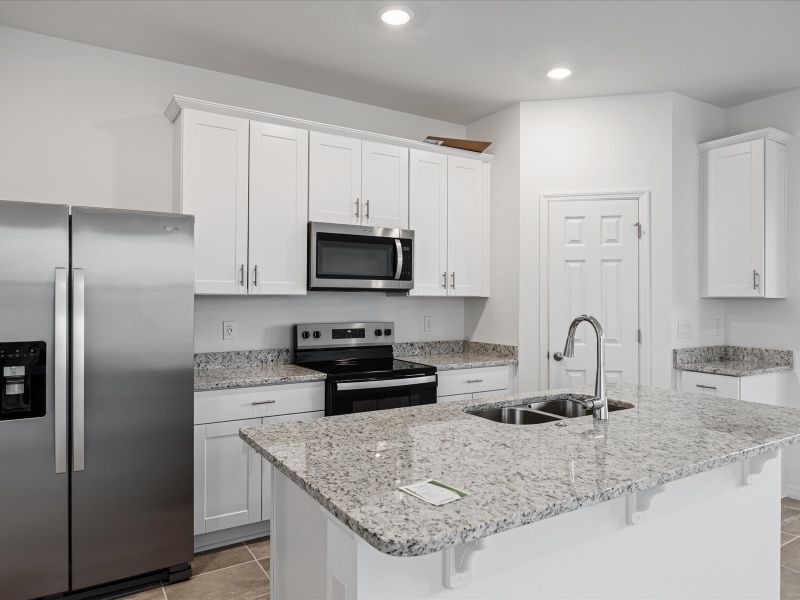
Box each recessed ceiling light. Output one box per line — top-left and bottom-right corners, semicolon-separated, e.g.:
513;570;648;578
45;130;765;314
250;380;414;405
380;7;412;26
547;67;572;80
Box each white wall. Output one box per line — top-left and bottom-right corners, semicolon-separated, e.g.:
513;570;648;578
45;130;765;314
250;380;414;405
464;104;520;346
0;26;468;352
517;93;675;391
671;94;727;356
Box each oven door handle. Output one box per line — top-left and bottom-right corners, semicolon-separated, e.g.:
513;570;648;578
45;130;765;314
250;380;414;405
394;239;403;280
336;374;436;391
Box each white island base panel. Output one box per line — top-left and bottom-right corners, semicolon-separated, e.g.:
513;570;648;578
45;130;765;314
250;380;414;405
270;452;781;599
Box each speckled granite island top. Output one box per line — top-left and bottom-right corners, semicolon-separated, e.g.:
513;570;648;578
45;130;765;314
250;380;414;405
194;364;325;391
240;383;800;557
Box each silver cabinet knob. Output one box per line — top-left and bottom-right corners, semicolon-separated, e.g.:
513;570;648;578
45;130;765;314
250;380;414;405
553;351;564;361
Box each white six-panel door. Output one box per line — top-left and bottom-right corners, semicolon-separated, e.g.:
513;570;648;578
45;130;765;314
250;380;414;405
409;149;448;296
248;122;309;295
447;156;490;297
548;199;639;388
361;141;409;229
704;140;765;297
179;109;249;294
309;132;362;225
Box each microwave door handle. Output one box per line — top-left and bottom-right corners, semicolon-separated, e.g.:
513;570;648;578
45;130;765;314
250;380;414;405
394;239;403;280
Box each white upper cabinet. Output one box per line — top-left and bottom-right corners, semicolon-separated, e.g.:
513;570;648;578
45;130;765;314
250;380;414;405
177;109;249;294
701;128;790;298
447;155;490;297
249;122;309;295
361;141;409;229
309;132;362;225
409;150;448;296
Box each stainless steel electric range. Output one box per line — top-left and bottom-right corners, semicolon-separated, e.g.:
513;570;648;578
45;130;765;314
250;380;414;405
293;322;437;416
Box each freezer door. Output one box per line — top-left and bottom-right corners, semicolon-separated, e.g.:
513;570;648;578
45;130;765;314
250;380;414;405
0;200;70;599
70;207;194;590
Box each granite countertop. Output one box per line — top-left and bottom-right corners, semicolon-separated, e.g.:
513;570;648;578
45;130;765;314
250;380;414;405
194;364;326;392
674;345;793;377
240;382;800;557
397;351;517;371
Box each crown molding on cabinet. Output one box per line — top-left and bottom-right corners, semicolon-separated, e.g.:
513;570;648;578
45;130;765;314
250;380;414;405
164;96;494;163
699;127;794;151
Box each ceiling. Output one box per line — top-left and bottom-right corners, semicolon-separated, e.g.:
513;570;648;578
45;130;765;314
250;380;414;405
1;0;800;124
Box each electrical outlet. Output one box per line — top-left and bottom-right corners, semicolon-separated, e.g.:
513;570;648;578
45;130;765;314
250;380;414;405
223;320;237;341
677;320;693;340
423;316;433;333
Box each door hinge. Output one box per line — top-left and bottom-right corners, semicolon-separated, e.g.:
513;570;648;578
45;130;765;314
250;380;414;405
637;329;642;343
634;222;643;239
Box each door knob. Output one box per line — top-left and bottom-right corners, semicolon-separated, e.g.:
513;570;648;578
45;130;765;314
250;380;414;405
553;351;564;361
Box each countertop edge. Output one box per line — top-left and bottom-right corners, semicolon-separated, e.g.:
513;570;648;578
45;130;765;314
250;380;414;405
194;372;327;392
675;364;793;377
240;425;800;558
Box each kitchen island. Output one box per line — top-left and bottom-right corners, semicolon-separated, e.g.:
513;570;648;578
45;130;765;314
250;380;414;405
241;383;800;599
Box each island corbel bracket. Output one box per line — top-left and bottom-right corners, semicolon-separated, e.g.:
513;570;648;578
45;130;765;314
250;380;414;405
442;538;487;589
626;484;666;525
741;452;773;486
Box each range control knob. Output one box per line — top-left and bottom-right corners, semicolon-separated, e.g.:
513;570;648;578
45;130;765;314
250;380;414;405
313;331;322;339
384;328;392;336
374;329;383;336
301;331;310;339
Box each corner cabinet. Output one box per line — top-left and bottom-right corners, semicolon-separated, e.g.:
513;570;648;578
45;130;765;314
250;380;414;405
308;133;409;229
409;151;490;297
701;128;792;298
174;109;308;295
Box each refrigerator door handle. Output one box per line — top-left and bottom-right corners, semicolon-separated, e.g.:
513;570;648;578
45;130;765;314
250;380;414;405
54;267;68;474
72;268;86;472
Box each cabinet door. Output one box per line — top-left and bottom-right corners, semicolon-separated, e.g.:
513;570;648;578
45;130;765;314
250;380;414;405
249;122;309;295
194;418;261;535
309;132;361;225
261;411;324;522
409;150;448;296
704;140;765;297
447;156;490;297
361;141;409;229
179;110;249;295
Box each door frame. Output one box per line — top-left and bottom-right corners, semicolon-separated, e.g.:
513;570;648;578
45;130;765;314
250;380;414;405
538;191;652;388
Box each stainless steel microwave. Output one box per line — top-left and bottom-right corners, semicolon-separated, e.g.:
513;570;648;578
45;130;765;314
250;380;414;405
308;222;414;291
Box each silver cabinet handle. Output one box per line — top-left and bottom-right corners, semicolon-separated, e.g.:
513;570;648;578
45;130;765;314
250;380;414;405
72;268;86;472
442;272;447;288
696;384;717;390
54;268;68;474
366;199;370;220
251;400;277;406
355;198;360;219
450;272;455;289
753;269;760;290
240;264;245;287
553;352;564;361
253;265;258;287
394;239;403;280
465;378;484;384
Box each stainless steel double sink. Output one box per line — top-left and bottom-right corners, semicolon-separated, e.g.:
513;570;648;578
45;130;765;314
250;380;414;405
467;395;633;425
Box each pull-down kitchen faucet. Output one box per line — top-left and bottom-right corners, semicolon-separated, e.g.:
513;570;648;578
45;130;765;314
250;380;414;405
563;315;608;421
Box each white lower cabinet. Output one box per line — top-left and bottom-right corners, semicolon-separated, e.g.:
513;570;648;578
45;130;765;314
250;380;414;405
436;365;514;403
193;382;324;542
679;370;786;406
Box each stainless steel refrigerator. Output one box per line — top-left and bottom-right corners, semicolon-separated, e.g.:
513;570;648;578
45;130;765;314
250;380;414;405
0;200;194;599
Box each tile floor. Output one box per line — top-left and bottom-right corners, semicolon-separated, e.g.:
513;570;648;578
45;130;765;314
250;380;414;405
114;507;800;600
118;537;270;600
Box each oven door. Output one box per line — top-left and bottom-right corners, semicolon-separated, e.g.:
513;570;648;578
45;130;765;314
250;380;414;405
327;374;437;416
309;222;413;291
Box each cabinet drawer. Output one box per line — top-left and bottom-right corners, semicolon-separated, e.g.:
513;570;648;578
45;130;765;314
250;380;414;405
195;382;325;425
437;366;512;397
681;371;740;400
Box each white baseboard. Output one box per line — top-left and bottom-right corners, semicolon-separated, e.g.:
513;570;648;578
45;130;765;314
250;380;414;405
194;521;270;554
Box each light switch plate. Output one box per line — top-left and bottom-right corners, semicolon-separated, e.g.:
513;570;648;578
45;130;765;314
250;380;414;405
677;320;692;340
223;320;237;341
424;316;433;333
714;318;722;337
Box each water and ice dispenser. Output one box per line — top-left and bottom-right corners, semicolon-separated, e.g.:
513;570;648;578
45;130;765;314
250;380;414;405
0;341;46;420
